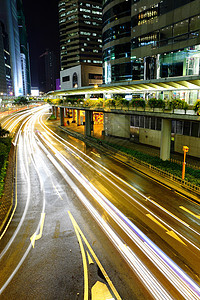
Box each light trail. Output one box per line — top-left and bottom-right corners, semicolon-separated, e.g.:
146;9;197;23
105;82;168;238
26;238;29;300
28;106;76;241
0;107;48;294
36;129;200;299
42;140;173;300
37;111;200;249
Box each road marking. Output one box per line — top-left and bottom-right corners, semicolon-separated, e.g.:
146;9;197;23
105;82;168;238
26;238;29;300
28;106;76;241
174;191;190;200
87;251;94;265
179;206;200;219
68;211;121;300
52;182;63;200
150;199;190;227
146;214;186;245
30;213;46;248
69;211;89;300
91;281;114;300
91;151;101;158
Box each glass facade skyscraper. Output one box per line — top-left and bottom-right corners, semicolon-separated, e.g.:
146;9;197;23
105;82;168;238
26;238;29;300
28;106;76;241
0;0;30;96
103;0;200;84
17;0;31;95
0;21;12;95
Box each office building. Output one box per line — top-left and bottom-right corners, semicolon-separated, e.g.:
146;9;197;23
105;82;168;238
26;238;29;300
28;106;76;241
58;0;103;89
39;50;56;93
103;0;200;97
0;0;23;96
17;0;31;95
102;0;132;83
0;21;13;96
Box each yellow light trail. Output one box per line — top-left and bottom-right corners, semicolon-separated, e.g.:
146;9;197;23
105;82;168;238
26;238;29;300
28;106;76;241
180;206;200;219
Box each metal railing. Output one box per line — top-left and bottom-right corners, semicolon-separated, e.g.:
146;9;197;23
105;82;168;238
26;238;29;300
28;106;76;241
101;141;200;195
170;158;200;170
59;125;200;196
57;102;197;116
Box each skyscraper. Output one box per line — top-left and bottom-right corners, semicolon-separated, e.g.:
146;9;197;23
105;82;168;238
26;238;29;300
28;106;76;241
102;0;131;84
0;21;12;96
0;0;31;97
58;0;103;89
17;0;31;95
39;50;56;93
0;0;23;96
103;0;200;90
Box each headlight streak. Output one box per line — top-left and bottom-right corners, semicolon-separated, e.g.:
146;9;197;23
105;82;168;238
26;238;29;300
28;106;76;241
0;132;31;261
37;113;200;242
0;109;48;294
52;141;200;252
0;108;46;260
37;131;200;299
44;143;172;300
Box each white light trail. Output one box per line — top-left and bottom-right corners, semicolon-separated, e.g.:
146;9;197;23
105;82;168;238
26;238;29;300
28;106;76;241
37;131;200;300
37;112;200;249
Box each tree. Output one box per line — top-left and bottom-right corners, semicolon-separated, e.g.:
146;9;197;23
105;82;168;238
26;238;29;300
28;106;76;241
13;96;28;105
0;124;9;137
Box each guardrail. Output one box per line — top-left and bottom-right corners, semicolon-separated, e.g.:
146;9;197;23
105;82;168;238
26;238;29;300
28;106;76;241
58;125;200;196
96;140;200;195
170;158;200;170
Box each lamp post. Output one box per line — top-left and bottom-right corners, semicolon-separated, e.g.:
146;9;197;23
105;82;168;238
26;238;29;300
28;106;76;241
182;146;189;180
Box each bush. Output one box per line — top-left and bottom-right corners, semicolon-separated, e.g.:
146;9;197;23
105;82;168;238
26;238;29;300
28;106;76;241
148;98;165;109
131;99;146;109
105;99;116;107
100;140;200;186
49;114;56;120
13;96;28;105
193;99;200;114
168;99;188;111
0;137;11;197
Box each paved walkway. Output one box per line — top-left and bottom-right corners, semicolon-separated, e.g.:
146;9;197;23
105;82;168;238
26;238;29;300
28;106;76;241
55;118;200;169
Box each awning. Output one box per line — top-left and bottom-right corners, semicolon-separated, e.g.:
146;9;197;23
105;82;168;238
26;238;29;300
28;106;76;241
47;75;200;97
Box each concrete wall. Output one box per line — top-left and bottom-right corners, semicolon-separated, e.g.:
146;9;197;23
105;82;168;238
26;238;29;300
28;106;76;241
104;113;130;139
60;64;102;90
175;134;200;158
139;128;161;148
81;65;102;87
60;65;81;90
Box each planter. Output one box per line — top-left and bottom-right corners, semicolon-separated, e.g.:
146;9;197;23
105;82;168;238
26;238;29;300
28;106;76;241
174;109;186;114
153;108;164;112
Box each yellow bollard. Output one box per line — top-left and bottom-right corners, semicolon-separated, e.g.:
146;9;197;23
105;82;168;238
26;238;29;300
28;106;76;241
182;146;189;180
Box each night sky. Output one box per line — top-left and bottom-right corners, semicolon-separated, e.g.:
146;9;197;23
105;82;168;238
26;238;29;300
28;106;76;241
22;0;60;86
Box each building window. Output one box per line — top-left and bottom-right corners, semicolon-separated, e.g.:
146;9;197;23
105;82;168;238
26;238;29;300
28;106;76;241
62;75;70;82
191;122;199;137
89;73;102;80
73;72;78;88
183;121;191;136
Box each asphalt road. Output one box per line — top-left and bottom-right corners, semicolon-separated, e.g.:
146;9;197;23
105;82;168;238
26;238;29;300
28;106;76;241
0;105;200;299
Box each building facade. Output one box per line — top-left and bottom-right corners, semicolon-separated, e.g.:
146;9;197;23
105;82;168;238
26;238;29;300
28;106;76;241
39;50;56;93
58;0;103;89
17;0;31;95
102;0;132;83
0;21;12;96
0;0;23;97
103;0;200;96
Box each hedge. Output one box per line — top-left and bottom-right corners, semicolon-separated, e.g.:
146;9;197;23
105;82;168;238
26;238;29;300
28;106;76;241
0;138;12;198
101;140;200;186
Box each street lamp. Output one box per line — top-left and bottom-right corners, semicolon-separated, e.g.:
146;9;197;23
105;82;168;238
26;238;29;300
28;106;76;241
182;146;189;180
